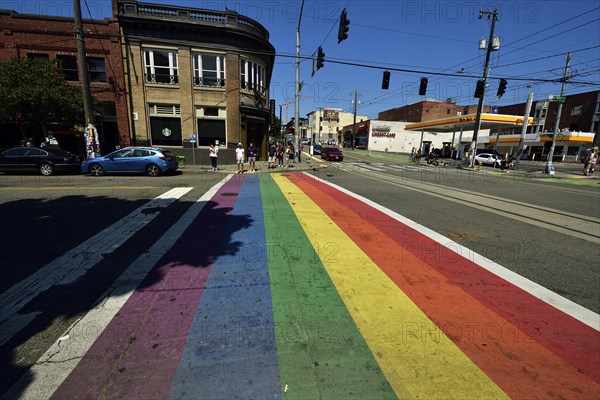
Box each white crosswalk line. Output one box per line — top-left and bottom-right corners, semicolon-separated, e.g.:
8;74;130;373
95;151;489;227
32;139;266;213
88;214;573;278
0;187;193;347
2;176;232;400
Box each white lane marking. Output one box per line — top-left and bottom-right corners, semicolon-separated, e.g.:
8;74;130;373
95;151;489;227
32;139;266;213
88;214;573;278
0;187;193;347
303;172;600;331
2;176;233;400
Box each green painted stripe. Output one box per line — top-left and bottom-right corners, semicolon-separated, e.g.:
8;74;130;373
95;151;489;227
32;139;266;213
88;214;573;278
260;175;396;399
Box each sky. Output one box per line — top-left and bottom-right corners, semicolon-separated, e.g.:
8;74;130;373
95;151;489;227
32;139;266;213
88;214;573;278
3;0;599;122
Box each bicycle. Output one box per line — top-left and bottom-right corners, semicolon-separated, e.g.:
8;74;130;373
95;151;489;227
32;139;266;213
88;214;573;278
176;155;186;169
409;154;421;163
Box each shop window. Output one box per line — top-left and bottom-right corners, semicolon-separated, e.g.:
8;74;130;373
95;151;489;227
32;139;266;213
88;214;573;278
193;53;225;87
144;49;178;85
197;119;226;146
567;147;579;156
56;55;78;81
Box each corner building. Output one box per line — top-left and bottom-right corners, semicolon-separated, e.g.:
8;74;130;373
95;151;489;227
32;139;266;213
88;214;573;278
116;0;275;158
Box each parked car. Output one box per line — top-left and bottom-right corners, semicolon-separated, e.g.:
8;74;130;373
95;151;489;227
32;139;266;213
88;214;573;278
81;147;179;176
474;153;505;167
0;146;81;176
321;147;344;161
312;144;323;155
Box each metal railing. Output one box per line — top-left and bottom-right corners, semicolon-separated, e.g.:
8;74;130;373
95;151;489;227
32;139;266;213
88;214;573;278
119;1;270;40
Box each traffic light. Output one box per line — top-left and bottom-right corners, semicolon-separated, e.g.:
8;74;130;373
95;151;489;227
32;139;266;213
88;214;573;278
474;79;485;98
317;47;325;70
496;78;507;98
337;8;350;44
382;70;390;90
418;77;428;96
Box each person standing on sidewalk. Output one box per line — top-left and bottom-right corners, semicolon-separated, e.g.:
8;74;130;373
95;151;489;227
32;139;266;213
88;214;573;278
209;144;218;171
287;141;295;168
247;142;258;173
268;142;276;169
276;141;285;167
235;143;245;174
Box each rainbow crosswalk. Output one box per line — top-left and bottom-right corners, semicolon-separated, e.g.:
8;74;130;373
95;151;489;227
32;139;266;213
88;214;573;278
31;173;600;399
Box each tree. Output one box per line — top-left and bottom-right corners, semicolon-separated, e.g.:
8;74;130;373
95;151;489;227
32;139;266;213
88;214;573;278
0;58;84;143
269;116;283;140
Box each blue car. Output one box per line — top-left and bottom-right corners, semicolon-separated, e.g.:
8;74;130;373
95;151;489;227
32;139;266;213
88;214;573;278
81;147;179;176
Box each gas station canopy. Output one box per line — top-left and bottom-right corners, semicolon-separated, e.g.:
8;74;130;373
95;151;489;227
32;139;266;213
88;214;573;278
405;113;533;133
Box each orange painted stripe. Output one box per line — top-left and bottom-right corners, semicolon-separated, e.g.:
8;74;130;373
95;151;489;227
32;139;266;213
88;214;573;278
298;174;600;383
294;175;600;399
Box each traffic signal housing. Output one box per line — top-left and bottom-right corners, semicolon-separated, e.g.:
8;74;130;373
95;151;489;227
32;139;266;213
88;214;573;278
338;9;350;43
474;79;485;98
418;77;428;96
382;71;390;90
317;47;325;70
497;78;507;98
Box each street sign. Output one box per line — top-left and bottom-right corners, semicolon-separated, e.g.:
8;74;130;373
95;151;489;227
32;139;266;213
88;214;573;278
189;134;196;143
549;95;566;103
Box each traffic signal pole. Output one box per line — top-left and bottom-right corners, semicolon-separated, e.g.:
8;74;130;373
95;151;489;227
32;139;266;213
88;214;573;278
469;8;498;168
294;0;305;160
545;52;571;173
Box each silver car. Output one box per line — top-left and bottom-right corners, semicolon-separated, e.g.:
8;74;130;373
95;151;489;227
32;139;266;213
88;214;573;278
474;153;504;168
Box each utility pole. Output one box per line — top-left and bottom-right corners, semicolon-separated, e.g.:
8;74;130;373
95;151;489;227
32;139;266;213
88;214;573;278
546;52;571;174
469;7;498;167
352;91;359;149
513;85;534;171
74;0;100;157
294;0;305;160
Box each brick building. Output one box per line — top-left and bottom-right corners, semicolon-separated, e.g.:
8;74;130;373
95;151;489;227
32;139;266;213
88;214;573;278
377;99;491;123
498;90;600;135
116;0;275;160
0;8;130;153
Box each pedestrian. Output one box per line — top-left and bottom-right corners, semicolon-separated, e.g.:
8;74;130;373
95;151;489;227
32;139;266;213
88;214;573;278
235;142;245;173
276;141;285;167
287;141;295;168
298;141;304;162
583;150;592;176
588;150;598;175
247;142;258;173
209;143;218;171
268;142;276;169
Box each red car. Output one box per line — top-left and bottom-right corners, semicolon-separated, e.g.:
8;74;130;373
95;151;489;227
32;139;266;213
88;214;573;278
321;147;344;161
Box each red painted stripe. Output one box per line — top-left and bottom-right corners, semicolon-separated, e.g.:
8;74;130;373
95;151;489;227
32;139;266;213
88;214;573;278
51;177;242;400
295;175;600;397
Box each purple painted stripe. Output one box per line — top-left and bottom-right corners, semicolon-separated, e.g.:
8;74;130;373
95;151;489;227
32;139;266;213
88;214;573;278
51;175;242;400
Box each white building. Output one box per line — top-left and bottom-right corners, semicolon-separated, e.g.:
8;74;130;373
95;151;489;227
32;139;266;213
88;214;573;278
307;108;368;144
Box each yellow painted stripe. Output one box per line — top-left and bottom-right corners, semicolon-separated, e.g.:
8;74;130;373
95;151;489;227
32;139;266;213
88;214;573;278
273;174;508;399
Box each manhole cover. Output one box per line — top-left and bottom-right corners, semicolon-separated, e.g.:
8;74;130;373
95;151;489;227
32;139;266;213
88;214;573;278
220;192;239;196
447;232;464;240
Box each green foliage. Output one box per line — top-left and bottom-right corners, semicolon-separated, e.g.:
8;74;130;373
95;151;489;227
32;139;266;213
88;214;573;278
0;58;84;125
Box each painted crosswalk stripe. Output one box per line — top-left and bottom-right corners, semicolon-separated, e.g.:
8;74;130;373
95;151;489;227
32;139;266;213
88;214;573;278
1;181;228;400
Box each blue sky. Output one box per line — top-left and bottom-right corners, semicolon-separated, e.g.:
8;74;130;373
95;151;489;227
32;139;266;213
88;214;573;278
4;0;599;121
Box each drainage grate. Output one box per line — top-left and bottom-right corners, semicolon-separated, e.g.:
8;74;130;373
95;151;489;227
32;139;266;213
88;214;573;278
220;192;239;196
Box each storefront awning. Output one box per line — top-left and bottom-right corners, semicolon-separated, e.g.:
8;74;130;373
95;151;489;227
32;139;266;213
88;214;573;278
405;113;533;133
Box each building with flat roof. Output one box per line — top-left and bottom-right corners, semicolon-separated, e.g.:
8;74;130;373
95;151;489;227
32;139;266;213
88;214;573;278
0;7;129;153
116;0;275;159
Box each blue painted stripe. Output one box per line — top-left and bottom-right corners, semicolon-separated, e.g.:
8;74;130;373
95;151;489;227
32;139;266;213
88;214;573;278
168;176;281;399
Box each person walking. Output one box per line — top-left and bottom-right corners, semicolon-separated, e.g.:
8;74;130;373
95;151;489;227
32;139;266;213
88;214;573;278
235;142;245;174
209;143;218;171
247;142;258;173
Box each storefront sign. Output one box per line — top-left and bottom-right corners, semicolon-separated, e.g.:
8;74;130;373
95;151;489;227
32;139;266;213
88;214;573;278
372;124;396;138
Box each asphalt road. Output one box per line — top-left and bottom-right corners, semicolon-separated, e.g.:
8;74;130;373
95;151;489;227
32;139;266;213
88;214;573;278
0;161;598;398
